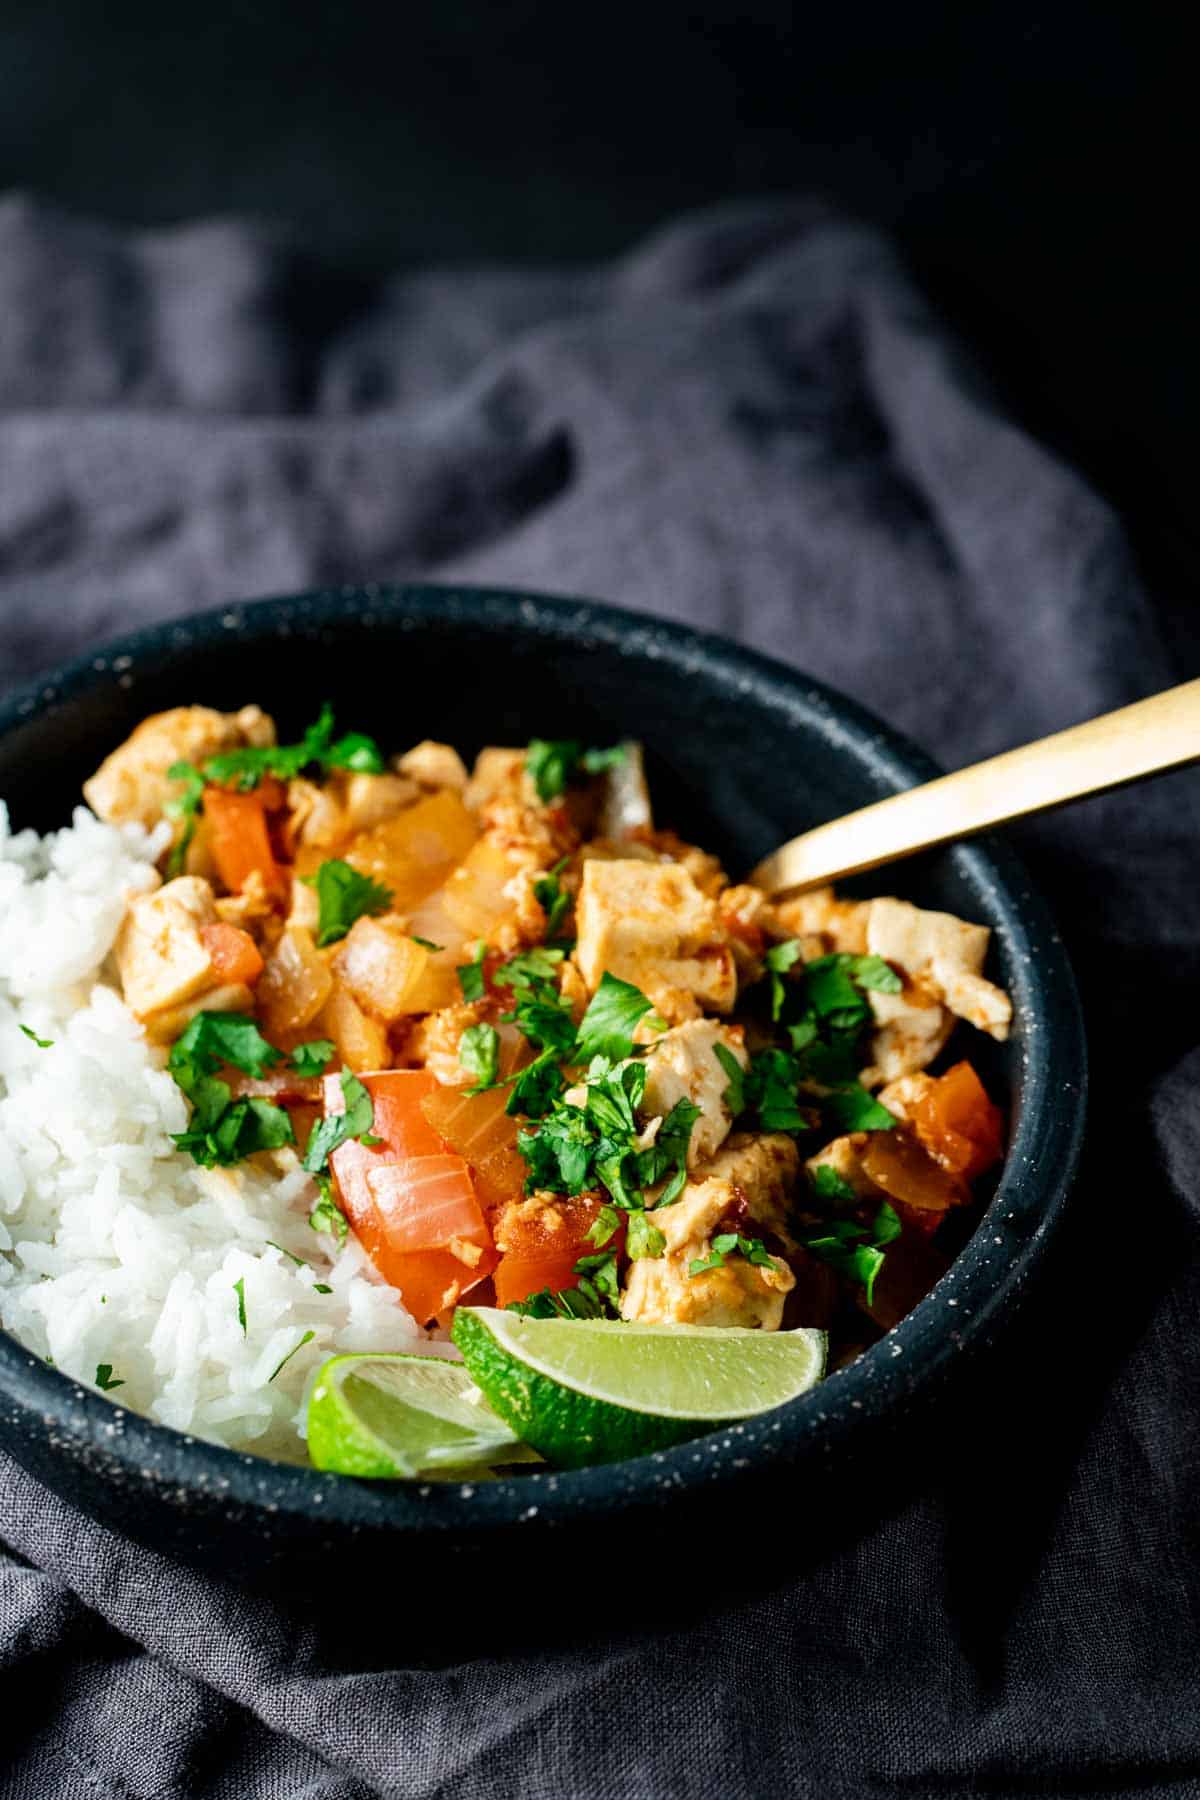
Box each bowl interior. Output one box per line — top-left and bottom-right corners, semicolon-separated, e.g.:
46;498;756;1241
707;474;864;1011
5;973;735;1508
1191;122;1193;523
0;585;1084;1561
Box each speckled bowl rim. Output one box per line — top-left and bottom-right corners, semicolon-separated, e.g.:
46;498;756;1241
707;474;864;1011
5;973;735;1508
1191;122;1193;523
0;583;1086;1539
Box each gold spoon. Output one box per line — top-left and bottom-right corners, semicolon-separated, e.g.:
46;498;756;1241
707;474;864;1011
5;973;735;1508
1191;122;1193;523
751;678;1200;897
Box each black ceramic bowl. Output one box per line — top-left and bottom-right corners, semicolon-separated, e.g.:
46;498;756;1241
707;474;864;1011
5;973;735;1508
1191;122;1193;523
0;585;1085;1577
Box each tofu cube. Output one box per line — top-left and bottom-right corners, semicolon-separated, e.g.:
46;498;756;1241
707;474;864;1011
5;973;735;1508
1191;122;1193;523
574;859;736;1020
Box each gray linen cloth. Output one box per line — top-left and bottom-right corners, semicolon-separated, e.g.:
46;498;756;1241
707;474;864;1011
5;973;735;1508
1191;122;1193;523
1;194;1198;1800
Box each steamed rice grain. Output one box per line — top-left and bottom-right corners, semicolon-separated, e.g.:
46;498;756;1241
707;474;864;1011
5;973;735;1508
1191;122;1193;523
0;802;421;1462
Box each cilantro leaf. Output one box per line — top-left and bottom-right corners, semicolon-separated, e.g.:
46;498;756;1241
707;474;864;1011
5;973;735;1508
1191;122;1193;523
169;1011;282;1084
533;858;572;937
493;946;565;993
302;1071;375;1174
802;956;870;1033
820;1085;897;1134
517;1104;593;1193
627;1212;666;1259
269;1330;315;1382
164;760;205;876
456;942;488;1002
800;1202;902;1306
809;1163;859;1206
505;1049;565;1120
688;1233;775;1278
713;1042;746;1115
848;954;902;994
585;1204;623;1248
233;1276;247;1335
525;740;626;802
872;1199;903;1246
19;1024;53;1049
411;935;443;952
289;1039;335;1078
572;1249;621;1310
574;972;654;1064
306;858;393;948
459;1023;500;1091
202;704;384;789
95;1363;124;1392
764;937;803;1020
309;1172;349;1244
504;997;578;1054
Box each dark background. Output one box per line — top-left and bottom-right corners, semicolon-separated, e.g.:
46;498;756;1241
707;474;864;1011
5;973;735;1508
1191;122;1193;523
0;2;1192;642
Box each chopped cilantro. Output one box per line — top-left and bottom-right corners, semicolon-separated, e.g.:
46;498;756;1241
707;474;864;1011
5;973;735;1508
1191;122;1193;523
233;1276;247;1335
19;1024;53;1049
820;1085;897;1134
266;1240;306;1266
689;1233;776;1278
305;858;393;947
170;1012;282;1084
585;1204;623;1248
506;1247;621;1319
268;1329;315;1382
302;1071;375;1174
533;858;572;936
203;703;385;790
164;760;206;876
459;1022;500;1091
764;938;803;1020
289;1038;335;1078
313;1283;333;1295
800;1201;902;1306
95;1364;124;1392
809;1163;859;1206
411;935;443;952
517;1103;594;1193
849;954;903;993
713;1042;746;1115
803;957;870;1033
525;739;626;803
627;1212;666;1259
504;1047;566;1120
309;1172;349;1244
456;941;488;1002
574;972;654;1064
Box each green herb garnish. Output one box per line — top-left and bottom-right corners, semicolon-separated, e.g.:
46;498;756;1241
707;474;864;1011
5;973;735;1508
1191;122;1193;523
309;1172;349;1245
19;1024;53;1049
269;1329;316;1382
289;1039;336;1078
458;1022;500;1092
532;857;572;936
800;1201;901;1306
456;941;488;1003
411;935;443;952
763;938;803;1021
305;858;393;948
233;1276;247;1335
302;1071;375;1174
688;1233;776;1278
167;1013;294;1168
627;1212;666;1259
574;972;655;1065
95;1364;124;1392
525;740;626;803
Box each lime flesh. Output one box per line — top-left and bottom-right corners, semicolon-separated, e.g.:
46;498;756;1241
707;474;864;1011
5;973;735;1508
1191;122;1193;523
307;1351;534;1479
451;1308;827;1470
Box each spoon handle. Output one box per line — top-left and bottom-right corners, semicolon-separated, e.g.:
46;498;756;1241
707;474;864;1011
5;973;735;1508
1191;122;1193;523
751;678;1200;896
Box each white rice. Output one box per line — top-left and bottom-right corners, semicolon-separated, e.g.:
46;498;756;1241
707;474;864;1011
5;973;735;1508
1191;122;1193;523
0;802;421;1462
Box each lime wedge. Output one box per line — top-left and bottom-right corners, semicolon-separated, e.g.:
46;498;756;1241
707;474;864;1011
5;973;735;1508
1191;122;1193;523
307;1351;538;1479
451;1308;827;1470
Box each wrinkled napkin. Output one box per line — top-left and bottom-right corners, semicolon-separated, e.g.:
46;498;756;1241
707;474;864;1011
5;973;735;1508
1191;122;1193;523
1;193;1198;1800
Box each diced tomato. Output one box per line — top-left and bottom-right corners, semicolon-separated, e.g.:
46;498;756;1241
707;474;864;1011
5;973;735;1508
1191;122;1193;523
199;921;263;987
323;1069;496;1325
419;1028;530;1216
203;784;284;896
492;1194;619;1311
912;1061;1005;1182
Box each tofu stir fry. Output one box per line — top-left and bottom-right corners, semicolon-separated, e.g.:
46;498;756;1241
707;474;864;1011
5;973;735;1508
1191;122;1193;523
85;704;1012;1361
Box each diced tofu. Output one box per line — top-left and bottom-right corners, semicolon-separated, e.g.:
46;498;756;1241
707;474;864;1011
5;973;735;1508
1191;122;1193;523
865;898;1011;1041
394;740;469;792
619;1169;793;1329
464;748;529;814
874;1072;937;1123
775;885;869;955
114;877;218;1021
640;1020;748;1169
859;986;955;1087
84;706;275;830
697;1132;800;1240
332;916;429;1021
405;1003;485;1089
574;859;736;1022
